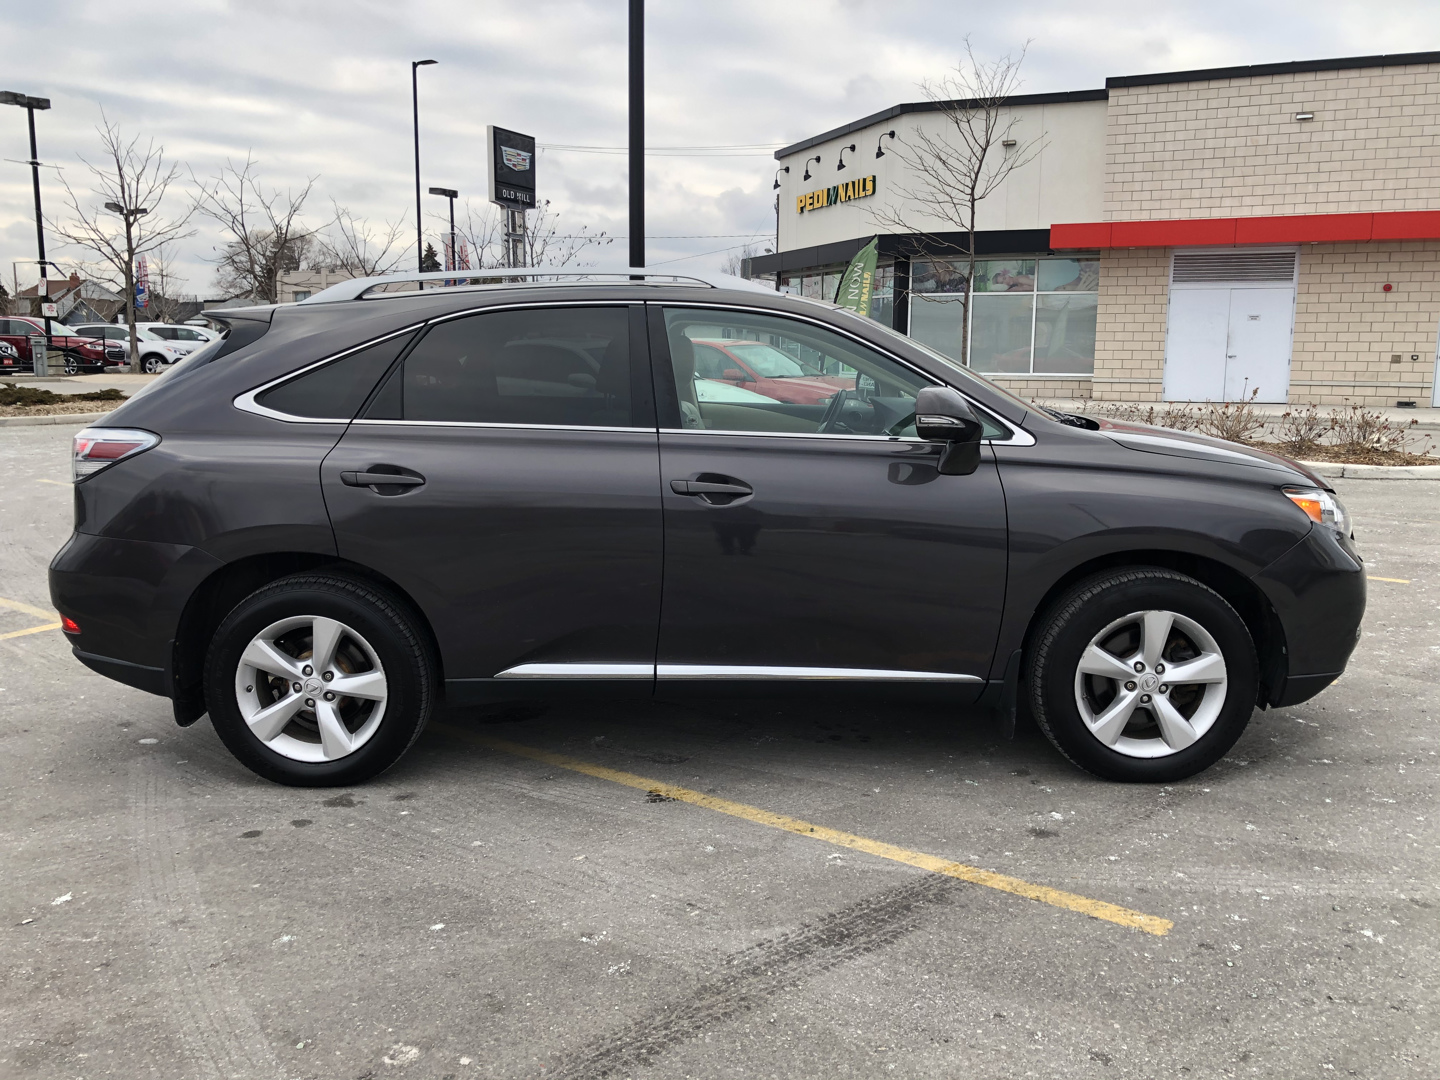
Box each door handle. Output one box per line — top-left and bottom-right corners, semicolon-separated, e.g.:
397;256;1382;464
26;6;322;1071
670;479;752;496
341;470;426;491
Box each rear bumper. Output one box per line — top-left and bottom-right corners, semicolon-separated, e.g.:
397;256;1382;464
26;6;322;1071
1252;525;1365;705
49;531;222;698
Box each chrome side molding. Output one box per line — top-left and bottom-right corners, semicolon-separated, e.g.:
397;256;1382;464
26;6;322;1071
493;662;981;683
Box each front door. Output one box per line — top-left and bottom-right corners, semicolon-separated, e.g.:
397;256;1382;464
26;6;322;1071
321;304;662;697
651;305;1008;690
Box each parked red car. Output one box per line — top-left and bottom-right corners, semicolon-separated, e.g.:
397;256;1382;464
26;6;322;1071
0;316;119;374
690;338;853;405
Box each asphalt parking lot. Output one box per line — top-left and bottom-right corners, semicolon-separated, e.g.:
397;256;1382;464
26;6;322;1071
2;421;1436;1080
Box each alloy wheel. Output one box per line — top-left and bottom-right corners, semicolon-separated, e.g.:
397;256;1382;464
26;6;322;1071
1072;608;1228;759
233;615;388;763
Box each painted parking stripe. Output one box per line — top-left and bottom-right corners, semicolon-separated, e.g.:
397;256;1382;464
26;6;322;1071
451;730;1173;937
1367;576;1411;584
0;596;62;640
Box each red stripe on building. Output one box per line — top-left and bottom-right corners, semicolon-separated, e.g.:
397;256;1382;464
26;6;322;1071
1050;209;1440;249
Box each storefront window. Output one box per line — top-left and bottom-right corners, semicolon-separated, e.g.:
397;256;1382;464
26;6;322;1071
907;253;1098;375
869;261;895;325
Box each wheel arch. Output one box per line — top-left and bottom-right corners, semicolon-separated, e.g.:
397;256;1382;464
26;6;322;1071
1019;549;1288;709
170;551;445;723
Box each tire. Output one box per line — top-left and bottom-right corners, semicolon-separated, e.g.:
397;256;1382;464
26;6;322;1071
204;573;437;786
1027;568;1258;782
142;354;165;374
63;355;78;376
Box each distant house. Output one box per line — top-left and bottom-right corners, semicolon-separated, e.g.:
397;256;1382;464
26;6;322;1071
16;273;125;324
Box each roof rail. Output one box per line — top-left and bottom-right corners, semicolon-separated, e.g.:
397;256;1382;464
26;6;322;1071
296;266;778;305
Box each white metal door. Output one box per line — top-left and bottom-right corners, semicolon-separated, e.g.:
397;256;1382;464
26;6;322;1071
1224;288;1294;403
1163;289;1230;401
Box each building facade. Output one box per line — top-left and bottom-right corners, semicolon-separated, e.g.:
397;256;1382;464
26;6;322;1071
746;51;1440;407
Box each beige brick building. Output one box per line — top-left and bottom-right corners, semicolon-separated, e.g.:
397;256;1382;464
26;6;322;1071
749;51;1440;407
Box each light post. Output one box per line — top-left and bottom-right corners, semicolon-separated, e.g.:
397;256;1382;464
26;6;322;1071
1;90;54;337
103;200;149;369
428;187;458;272
412;59;438;273
629;0;643;271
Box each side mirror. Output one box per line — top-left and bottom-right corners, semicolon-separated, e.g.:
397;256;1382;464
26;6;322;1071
914;386;984;475
722;368;748;381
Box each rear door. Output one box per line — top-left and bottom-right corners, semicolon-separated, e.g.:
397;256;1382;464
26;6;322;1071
651;304;1009;691
321;303;662;698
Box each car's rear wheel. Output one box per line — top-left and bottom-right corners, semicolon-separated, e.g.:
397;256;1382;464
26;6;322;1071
1027;568;1258;782
205;573;436;786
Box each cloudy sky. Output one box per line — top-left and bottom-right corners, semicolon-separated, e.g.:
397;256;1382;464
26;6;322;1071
3;0;1439;299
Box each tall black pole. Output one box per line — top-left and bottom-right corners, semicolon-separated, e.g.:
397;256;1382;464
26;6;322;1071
26;105;51;337
412;63;424;272
628;0;643;270
447;196;456;271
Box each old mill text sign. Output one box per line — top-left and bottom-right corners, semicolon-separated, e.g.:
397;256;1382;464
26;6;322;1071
797;175;875;214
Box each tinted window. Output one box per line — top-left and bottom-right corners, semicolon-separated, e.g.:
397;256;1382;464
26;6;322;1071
663;307;934;437
382;306;633;427
256;333;415;420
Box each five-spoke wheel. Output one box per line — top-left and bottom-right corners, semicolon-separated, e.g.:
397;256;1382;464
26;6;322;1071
206;573;436;786
1029;568;1258;782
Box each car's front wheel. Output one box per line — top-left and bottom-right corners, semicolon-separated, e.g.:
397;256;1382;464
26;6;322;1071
1027;568;1258;782
205;573;437;786
142;354;166;374
63;354;79;375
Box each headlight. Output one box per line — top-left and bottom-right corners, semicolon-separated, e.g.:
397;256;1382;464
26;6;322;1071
1284;487;1348;533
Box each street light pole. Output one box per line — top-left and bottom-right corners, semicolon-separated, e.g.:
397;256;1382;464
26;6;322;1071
1;91;54;336
428;187;458;273
412;60;438;274
629;0;643;271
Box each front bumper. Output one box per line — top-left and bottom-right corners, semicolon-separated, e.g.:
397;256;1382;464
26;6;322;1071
1253;525;1365;707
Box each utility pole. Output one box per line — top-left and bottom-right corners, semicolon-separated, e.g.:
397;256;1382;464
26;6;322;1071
412;60;437;273
629;0;643;271
1;91;54;337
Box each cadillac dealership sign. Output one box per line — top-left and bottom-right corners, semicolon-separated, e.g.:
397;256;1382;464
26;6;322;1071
488;126;537;210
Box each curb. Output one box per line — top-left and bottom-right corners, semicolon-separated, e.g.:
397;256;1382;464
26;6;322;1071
0;412;112;428
1301;460;1440;479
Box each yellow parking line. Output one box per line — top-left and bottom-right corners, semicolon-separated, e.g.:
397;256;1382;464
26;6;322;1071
0;596;58;621
454;730;1173;937
1367;576;1411;584
0;620;61;641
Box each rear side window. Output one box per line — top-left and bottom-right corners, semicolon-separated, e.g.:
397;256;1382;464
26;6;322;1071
256;332;415;420
368;306;634;427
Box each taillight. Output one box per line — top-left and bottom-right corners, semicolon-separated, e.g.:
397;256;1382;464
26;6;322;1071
72;427;160;481
61;616;81;634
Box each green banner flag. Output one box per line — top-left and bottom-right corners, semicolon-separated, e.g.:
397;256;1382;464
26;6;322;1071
834;238;879;317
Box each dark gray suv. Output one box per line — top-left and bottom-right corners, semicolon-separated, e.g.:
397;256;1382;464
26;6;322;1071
49;270;1365;786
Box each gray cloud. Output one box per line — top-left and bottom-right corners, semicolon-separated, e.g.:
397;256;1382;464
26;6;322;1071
2;0;1437;296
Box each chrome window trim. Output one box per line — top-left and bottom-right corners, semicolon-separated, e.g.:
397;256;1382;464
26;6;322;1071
647;299;1036;446
351;419;648;434
492;662;982;682
496;662;653;679
658;427;1035;447
233;300;638;426
658;664;982;682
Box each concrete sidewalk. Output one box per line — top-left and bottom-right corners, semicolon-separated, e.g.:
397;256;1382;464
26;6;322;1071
1036;397;1440;431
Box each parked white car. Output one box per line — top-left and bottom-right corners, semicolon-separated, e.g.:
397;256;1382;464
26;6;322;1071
138;322;219;345
70;324;204;374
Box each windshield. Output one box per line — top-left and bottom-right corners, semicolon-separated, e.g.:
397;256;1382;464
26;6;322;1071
722;342;823;378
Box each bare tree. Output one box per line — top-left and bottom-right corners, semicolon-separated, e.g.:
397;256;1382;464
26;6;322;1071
50;115;195;372
194;156;317;304
315;201;406;276
869;40;1042;366
721;242;766;278
140;243;194;324
449;199;611;271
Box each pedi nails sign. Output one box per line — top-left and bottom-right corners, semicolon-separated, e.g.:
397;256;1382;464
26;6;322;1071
796;175;875;214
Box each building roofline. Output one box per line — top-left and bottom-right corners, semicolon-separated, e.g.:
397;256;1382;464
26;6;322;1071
774;89;1108;160
1106;50;1440;89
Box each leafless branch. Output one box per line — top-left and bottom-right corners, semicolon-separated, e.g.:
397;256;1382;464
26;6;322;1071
867;39;1043;365
48;113;195;370
315;201;406;276
193;155;317;304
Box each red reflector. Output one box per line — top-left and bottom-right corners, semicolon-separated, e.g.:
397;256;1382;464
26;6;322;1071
61;616;81;634
87;440;144;460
